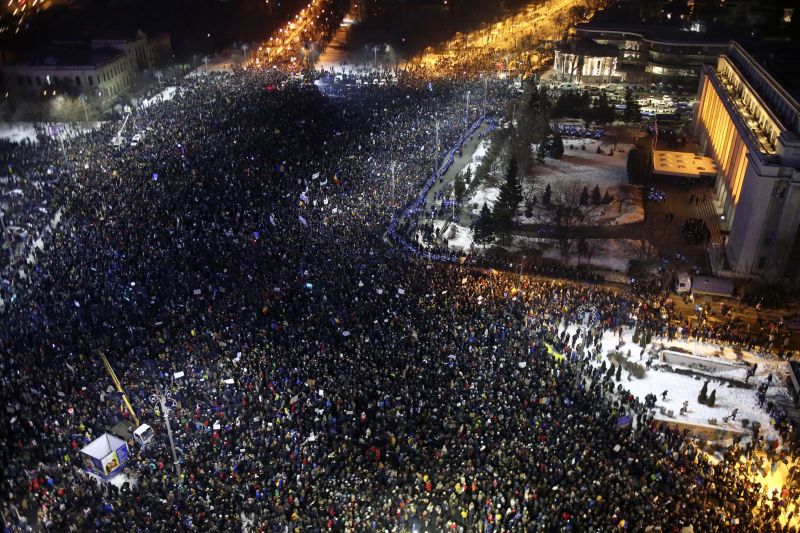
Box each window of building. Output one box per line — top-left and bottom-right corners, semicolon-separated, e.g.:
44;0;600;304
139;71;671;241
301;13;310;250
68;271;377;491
76;76;81;86
27;76;32;86
88;76;93;86
758;257;766;269
35;76;40;85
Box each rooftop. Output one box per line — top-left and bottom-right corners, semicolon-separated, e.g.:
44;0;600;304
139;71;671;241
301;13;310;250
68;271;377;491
10;45;124;68
577;21;728;46
652;150;719;178
554;38;618;58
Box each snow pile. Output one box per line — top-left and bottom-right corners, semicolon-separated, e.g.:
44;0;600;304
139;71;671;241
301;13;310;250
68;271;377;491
445;223;474;251
575;325;785;442
467;186;500;214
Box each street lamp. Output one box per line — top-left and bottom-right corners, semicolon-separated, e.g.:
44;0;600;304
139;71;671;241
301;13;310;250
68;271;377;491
149;387;182;484
79;94;89;122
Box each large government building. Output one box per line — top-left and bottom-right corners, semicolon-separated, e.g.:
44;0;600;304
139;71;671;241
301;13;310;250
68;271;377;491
693;42;800;280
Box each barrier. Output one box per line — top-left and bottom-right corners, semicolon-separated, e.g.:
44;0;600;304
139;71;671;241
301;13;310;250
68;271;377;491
387;114;488;263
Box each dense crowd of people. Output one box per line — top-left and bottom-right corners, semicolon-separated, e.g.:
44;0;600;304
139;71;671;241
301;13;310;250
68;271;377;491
0;64;798;532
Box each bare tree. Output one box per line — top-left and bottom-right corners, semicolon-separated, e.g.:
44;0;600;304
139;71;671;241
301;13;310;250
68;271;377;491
546;180;597;258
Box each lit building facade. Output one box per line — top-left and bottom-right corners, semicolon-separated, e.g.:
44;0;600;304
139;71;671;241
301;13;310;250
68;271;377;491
553;38;621;84
694;42;800;280
576;22;726;87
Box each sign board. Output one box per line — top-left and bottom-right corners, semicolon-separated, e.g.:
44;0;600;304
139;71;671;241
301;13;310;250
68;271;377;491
79;433;130;479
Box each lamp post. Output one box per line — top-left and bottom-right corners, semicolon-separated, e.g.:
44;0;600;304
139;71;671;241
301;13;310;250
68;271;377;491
149;387;182;484
465;90;471;133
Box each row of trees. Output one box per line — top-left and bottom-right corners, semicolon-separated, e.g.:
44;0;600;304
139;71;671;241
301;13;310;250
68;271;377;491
551;87;642;125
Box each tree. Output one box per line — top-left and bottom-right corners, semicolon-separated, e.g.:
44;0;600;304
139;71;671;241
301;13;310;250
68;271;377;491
615;364;622;381
536;141;547;163
698;381;709;404
454;173;466;200
591;185;602;205
548;181;588;257
626;145;652;186
591;91;615;125
602;190;612;204
492;157;523;242
474;203;494;245
549;133;564;159
543;183;552;206
579;186;589;206
707;389;716;407
623;87;642;123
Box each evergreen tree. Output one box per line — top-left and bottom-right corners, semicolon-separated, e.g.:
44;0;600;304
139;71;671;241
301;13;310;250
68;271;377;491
549;133;564;159
454;173;466;200
579;186;589;206
493;157;523;239
698;380;709;404
524;200;533;218
592;91;615;125
591;185;602;205
543;183;552;206
536;141;547;163
474;203;494;245
623;87;642;123
707;389;716;407
602;190;612;204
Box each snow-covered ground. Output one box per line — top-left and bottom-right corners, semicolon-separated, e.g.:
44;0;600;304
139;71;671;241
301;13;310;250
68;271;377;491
139;87;179;109
0;121;104;144
540;238;653;272
460;139;490;180
570;324;788;442
465;138;643;226
467;185;500;214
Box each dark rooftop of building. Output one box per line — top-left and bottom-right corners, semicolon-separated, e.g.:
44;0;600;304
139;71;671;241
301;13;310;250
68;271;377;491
741;40;800;106
554;38;618;58
13;45;124;68
576;21;728;45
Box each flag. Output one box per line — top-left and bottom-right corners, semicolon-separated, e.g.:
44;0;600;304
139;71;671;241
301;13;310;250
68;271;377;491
298;216;308;226
320;177;328;186
397;288;405;295
269;214;276;227
312;172;320;180
299;192;309;204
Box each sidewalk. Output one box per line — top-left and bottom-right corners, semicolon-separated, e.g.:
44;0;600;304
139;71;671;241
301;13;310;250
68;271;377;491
419;121;492;231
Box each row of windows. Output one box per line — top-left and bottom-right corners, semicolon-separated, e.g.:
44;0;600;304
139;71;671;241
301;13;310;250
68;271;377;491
17;74;96;87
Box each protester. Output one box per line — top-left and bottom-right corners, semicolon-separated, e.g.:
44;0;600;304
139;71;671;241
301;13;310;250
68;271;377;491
0;64;797;532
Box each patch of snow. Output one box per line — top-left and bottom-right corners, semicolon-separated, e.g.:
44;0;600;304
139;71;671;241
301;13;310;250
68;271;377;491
0;121;103;144
140;87;178;109
460;139;489;178
536;238;652;272
569;326;785;442
467;186;500;214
